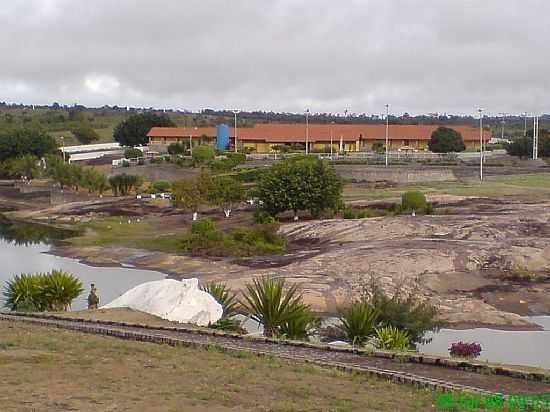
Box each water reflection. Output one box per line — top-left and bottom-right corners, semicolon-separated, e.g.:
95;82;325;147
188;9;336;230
0;215;75;246
0;218;165;310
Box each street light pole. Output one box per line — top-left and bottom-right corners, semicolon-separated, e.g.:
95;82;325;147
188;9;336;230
385;104;389;167
523;112;528;137
478;108;484;181
232;110;240;153
305;109;310;155
330;121;334;160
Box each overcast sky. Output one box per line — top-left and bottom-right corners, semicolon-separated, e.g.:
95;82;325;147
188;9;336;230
1;0;549;116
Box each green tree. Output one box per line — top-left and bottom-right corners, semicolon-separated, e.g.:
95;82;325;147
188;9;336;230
172;169;213;219
5;155;41;179
0;127;58;161
428;127;466;153
109;173;143;196
192;145;215;165
113;112;175;147
256;156;343;219
70;123;99;144
208;176;246;217
124;147;144;159
505;130;550;158
167;142;187;155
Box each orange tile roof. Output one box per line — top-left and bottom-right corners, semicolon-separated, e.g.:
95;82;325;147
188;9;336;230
147;124;492;142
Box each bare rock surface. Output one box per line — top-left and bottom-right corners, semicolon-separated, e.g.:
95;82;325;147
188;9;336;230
56;198;550;329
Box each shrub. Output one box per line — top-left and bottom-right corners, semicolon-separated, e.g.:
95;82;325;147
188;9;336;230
428;127;466;153
109;173;143;196
3;270;83;312
200;281;239;318
191;218;216;235
124;147;143;159
449;341;482;359
375;325;411;351
401;191;427;212
235;168;267;183
364;278;443;345
150;180;171;193
167;142;187;155
71;124;99;144
192;145;215;165
279;303;320;340
208;318;246;334
254;209;276;224
182;222;286;257
424;202;434;215
241;276;316;338
338;301;380;346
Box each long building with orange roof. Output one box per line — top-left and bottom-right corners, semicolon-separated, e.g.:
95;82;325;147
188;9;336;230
147;123;492;153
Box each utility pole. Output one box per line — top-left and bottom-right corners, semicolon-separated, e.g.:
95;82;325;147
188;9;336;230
330;121;334;160
232;110;240;153
523;112;528;137
478;108;484;181
385;104;390;167
533;115;539;160
305;109;310;155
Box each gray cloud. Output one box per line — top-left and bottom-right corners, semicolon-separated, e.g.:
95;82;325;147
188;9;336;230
1;0;549;115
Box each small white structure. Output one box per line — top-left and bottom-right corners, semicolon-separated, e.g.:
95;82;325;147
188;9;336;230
102;278;222;326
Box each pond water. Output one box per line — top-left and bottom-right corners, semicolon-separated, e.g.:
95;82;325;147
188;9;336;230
1;216;549;369
419;318;550;369
0;217;164;310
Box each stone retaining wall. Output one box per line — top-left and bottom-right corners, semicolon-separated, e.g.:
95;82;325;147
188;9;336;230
335;165;458;183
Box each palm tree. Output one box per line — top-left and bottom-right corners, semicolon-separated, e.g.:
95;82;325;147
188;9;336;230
241;276;316;338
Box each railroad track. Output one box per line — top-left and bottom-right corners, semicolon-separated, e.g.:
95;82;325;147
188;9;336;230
2;313;550;398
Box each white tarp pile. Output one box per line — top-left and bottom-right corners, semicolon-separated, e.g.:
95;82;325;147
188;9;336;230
102;278;222;326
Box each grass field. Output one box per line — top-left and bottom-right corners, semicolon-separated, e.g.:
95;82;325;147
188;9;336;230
0;321;439;412
343;173;550;202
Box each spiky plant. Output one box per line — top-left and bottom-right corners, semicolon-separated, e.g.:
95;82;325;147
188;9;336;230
338;301;380;346
40;270;84;311
3;273;45;311
200;281;239;318
241;276;307;338
375;325;411;351
279;302;320;341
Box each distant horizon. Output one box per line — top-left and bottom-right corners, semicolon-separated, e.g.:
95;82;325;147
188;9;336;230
1;100;546;120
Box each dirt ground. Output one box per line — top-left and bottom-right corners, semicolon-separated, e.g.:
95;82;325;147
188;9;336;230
0;320;437;412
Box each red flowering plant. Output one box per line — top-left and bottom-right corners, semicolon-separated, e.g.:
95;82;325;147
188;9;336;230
448;341;482;359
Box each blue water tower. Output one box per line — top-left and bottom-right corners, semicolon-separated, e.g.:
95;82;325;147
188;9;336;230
216;124;230;151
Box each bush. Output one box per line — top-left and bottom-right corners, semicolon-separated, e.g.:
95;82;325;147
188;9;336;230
365;278;443;345
208;318;246;334
241;276;317;338
3;270;83;312
150;180;171;193
401;191;427;212
449;341;482;359
191;218;216;235
338;301;380;346
235;168;267;183
254;209;276;224
71;124;99;144
192;145;216;165
181;222;287;257
375;325;411;351
124;147;143;159
167;142;187;155
109;173;143;196
342;207;386;219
